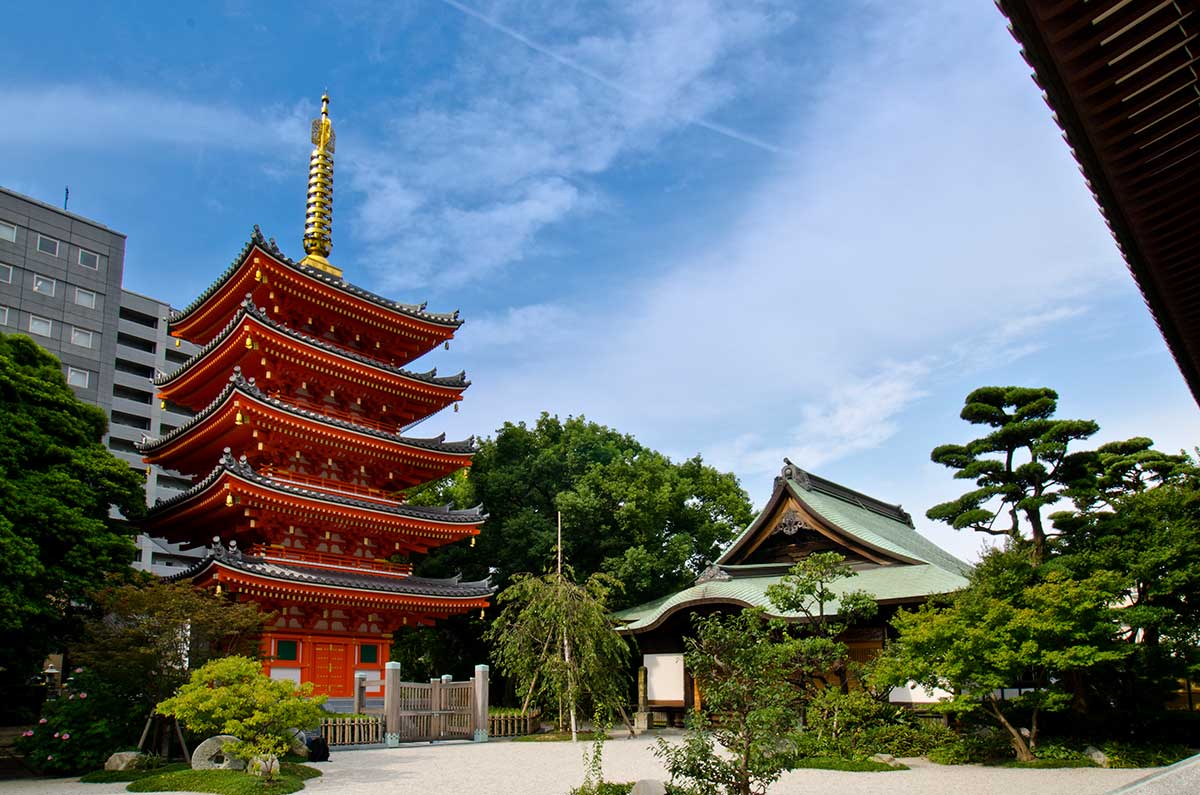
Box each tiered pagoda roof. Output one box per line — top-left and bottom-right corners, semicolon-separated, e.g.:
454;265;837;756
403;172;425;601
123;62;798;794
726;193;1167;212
165;541;492;620
142;451;484;553
137;371;475;487
155;298;468;419
168;226;461;363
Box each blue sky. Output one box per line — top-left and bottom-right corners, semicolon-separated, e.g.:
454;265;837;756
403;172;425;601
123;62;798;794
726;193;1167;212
4;0;1198;563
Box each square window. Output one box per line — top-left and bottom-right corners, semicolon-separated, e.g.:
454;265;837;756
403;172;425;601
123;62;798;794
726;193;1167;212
0;221;14;243
78;249;100;270
359;644;378;664
75;287;97;309
66;367;90;388
0;306;8;326
71;327;94;348
29;315;53;337
0;263;11;283
32;274;56;297
276;640;298;661
37;235;60;257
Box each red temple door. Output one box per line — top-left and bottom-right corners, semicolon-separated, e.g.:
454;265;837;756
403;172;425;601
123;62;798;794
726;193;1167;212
313;642;349;696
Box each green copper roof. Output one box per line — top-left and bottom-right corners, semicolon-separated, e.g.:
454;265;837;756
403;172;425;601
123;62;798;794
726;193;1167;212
613;564;968;633
615;463;972;634
784;480;972;577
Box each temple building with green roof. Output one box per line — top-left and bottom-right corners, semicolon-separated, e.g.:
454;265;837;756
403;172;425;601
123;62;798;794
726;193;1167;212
614;460;970;714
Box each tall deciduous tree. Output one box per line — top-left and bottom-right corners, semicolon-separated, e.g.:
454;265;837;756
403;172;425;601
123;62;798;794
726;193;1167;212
927;386;1098;564
870;548;1128;761
1052;440;1200;707
74;578;268;711
0;333;145;711
397;414;752;683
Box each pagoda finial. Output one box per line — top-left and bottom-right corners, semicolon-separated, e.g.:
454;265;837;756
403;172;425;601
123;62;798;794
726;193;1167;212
300;92;342;278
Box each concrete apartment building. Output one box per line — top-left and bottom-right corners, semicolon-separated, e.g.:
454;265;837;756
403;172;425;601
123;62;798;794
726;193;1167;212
0;187;201;574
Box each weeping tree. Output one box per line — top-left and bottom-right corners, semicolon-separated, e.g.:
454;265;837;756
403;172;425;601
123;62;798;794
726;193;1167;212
485;563;630;741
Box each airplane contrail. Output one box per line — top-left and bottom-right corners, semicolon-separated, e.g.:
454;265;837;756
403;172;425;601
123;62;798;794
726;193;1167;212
434;0;793;156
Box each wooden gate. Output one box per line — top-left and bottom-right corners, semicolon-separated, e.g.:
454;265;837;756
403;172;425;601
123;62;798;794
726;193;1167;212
383;664;490;744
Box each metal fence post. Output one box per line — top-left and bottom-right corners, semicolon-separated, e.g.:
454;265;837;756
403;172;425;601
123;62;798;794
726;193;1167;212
473;664;489;742
383;662;402;747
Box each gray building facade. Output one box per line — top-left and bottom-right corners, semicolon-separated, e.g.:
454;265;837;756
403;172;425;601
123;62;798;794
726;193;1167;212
0;187;125;412
0;187;201;574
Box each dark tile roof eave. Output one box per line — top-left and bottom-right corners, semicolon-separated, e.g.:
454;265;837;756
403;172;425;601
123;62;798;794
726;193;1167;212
165;554;494;598
137;373;476;455
995;1;1200;406
144;453;486;524
153;299;470;390
168;227;462;330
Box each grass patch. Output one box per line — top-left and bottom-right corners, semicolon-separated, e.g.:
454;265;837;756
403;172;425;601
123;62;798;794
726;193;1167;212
80;763;190;783
121;762;321;794
512;731;610;743
788;757;907;772
996;758;1097;769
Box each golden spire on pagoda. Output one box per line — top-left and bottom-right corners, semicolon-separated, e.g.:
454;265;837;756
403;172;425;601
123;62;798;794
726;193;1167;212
301;92;341;278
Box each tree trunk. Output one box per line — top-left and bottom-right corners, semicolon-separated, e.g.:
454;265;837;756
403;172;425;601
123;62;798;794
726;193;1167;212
986;695;1034;762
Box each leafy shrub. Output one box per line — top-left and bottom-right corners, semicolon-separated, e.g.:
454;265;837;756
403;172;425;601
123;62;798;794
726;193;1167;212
1100;740;1191;768
1031;739;1089;762
156;656;325;771
790;690;956;761
15;667;144;775
927;732;1012;765
860;723;956;757
569;784;634;795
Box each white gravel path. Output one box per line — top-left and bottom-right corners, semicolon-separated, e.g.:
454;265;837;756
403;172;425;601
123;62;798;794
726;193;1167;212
0;734;1161;795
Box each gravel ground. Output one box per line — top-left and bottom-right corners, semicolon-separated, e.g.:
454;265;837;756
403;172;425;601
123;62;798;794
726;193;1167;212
0;734;1164;795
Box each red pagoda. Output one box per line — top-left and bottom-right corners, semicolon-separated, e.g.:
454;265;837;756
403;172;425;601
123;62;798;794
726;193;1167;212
141;95;490;698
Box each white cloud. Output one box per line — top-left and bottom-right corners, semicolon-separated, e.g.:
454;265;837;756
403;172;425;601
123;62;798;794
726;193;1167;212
1;85;308;156
429;0;1141;539
346;0;797;291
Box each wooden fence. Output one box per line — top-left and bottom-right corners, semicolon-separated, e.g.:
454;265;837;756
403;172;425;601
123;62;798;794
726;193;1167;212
488;708;542;738
318;665;491;746
382;664;490;745
319;715;386;746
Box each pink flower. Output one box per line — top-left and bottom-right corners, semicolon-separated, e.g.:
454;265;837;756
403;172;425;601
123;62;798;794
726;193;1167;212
73;667;83;674
53;732;59;738
61;733;70;740
46;755;54;761
22;731;33;737
38;718;47;724
78;693;87;699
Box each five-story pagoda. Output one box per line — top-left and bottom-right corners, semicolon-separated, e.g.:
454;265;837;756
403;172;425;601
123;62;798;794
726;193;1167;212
141;95;491;698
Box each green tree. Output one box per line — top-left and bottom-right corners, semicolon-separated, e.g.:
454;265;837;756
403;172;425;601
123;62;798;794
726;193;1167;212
485;565;630;739
156;656;325;764
1052;440;1200;709
0;333;146;712
408;414;752;606
73;578;268;712
397;414;752;685
871;548;1128;761
927;386;1098;564
656;609;801;795
765;551;877;693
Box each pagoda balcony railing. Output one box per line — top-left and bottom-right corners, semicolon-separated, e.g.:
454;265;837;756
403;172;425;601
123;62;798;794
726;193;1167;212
248;544;413;578
270;393;402;435
260;466;403;506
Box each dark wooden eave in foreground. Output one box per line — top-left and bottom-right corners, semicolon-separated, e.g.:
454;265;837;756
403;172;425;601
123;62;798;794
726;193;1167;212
996;0;1200;404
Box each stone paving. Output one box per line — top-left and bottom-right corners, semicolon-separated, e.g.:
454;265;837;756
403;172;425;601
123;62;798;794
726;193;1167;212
0;735;1179;795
